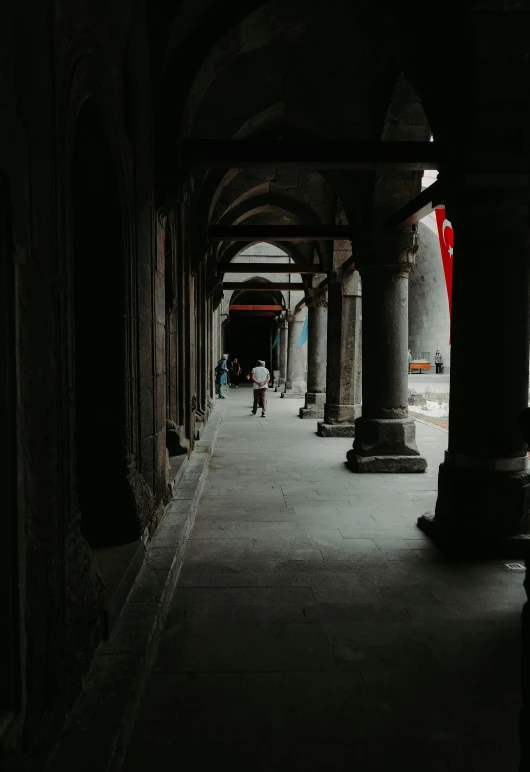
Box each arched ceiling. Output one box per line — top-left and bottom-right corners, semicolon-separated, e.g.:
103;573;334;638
152;0;443;263
218;239;309;267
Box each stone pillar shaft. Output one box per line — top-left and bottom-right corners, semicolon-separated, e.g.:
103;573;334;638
347;230;426;472
419;178;530;551
282;313;307;396
272;333;280;374
300;292;327;418
317;272;361;436
279;320;288;387
361;264;409;419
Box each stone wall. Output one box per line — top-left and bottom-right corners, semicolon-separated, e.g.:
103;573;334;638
0;4;189;769
408;215;451;372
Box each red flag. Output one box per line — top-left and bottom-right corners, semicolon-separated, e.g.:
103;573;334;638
435;208;453;344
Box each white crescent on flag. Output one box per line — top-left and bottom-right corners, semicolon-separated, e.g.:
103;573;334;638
441;219;453;257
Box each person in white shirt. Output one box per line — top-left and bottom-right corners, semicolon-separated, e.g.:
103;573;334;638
251;359;270;417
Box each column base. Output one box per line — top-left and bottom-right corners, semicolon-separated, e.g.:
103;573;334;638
349;417;427;473
318;403;361;435
347;451;427;473
282;380;306;397
299;392;326;419
166;419;189;456
300;406;325;419
324;403;361;424
417;513;530;558
318;422;356;437
417;460;530;557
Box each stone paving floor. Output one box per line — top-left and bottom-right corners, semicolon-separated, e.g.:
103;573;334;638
409;372;450;394
122;386;524;772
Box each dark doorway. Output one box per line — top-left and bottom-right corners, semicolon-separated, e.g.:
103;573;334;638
225;284;283;381
225;315;275;381
72;102;138;548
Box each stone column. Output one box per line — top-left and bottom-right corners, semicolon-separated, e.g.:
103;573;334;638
522;569;530;769
272;324;281;391
417;176;530;552
346;232;426;471
282;311;307;398
300;290;328;419
317;272;361;436
277;319;288;391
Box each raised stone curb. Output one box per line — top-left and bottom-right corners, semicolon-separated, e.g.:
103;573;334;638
45;406;225;772
281;392;305;399
317;422;355;437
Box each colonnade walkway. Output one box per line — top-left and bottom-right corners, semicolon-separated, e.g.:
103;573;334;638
123;387;523;771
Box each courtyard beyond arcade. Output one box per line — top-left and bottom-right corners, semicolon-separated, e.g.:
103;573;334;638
121;388;523;772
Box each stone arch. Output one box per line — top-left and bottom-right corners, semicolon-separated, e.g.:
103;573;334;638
212;185;327;267
223;241;302;309
371;71;432;224
71;100;139;548
225;275;287;376
218;239;308;268
191;123;360;272
155;0;454;197
229;276;287;309
216;184;325;228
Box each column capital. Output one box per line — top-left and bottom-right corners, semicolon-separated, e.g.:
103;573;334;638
287;310;306;324
355;229;418;272
357;262;413;279
328;269;361;297
306;288;328;309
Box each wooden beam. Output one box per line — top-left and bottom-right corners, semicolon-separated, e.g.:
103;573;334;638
230;311;277;317
209;225;352;243
294;255;354;310
219;263;323;274
340;255;355;272
224;282;304;291
384;179;446;230
229;305;283;312
180;139;442;171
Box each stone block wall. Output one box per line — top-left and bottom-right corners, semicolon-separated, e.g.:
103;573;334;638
0;4;189;770
408;216;451;371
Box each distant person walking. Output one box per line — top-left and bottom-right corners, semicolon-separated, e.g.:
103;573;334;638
230;357;242;388
251;359;270;417
435;349;444;374
215;354;229;399
408;349;412;374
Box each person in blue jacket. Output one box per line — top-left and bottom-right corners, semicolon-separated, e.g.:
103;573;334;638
215;354;229;398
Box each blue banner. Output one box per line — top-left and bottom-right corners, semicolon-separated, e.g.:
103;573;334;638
297;315;308;347
272;329;280;349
